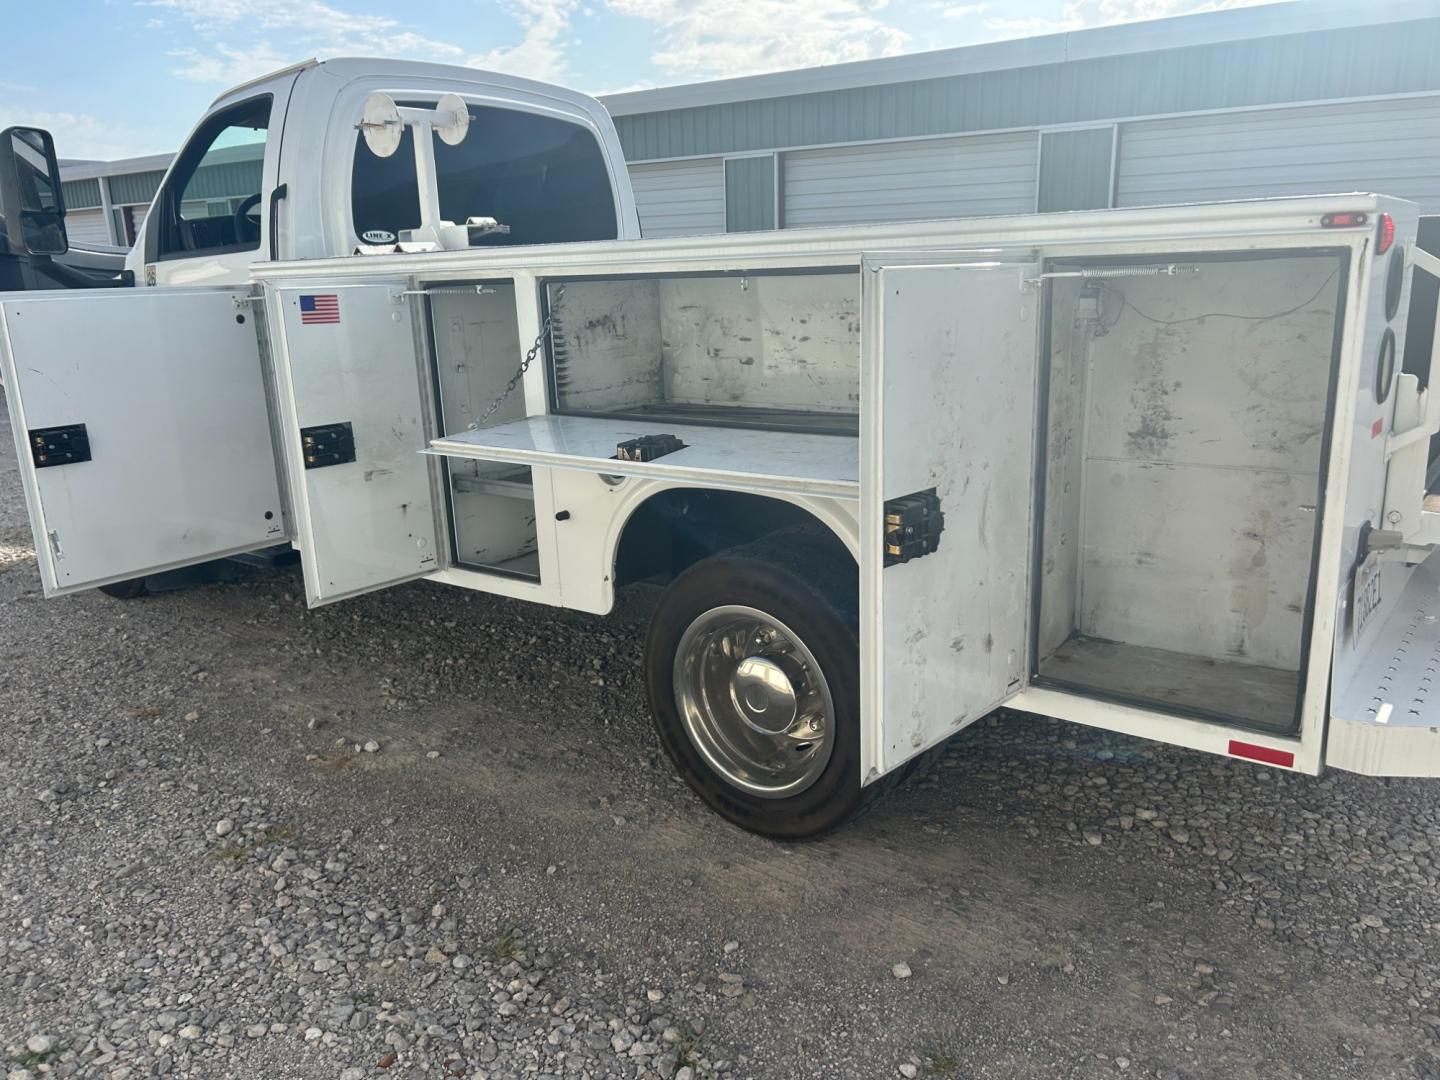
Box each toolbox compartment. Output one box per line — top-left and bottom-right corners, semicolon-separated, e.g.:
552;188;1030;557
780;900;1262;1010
1032;252;1347;731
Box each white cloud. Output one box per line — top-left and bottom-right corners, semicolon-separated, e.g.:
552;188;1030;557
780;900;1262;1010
940;3;989;17
168;43;296;85
605;0;909;79
467;0;579;82
143;0;466;83
0;107;160;161
984;0;1270;37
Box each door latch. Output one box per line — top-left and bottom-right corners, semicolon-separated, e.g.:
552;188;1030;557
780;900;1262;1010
300;422;356;469
29;424;91;469
884;488;944;566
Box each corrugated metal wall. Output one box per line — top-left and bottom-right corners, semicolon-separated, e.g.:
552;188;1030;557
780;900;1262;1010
64;208;111;246
614;20;1440;161
628;159;725;237
60;178;101;211
1116;96;1440;212
107;169;166;207
784;131;1038;227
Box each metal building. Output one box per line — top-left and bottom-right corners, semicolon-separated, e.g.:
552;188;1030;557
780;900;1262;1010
605;0;1440;237
56;0;1440;248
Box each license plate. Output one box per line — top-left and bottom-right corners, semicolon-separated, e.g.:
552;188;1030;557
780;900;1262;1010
1353;551;1383;646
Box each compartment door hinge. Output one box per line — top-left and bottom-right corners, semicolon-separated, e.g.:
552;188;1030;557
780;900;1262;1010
884;488;944;566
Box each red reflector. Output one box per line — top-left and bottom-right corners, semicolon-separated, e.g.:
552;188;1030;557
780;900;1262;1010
1377;212;1396;255
1372;416;1385;438
1321;211;1369;228
1228;739;1295;768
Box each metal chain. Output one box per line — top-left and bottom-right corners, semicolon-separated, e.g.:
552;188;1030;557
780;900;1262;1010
469;285;564;430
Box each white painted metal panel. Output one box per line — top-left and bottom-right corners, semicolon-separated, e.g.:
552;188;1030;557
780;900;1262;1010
785;132;1039;228
64;209;111;247
861;260;1038;780
1117;97;1440;212
629;159;725;238
270;282;439;606
0;288;285;596
1328;548;1440;776
430;414;858;500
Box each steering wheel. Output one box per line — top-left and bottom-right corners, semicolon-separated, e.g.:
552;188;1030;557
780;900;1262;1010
233;193;263;244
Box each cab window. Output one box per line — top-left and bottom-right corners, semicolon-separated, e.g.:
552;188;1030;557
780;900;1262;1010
152;97;270;260
351;103;618;246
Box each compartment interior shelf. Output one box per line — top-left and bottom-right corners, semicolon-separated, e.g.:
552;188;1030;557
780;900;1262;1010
429;415;859;501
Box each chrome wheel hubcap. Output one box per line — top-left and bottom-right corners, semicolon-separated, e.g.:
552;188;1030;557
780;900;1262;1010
673;605;835;799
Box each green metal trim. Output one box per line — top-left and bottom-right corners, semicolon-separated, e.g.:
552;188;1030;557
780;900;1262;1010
615;20;1440;161
1038;127;1114;213
725;156;776;232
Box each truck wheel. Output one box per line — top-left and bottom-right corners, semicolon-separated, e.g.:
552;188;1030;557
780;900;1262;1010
645;536;868;839
98;578;148;599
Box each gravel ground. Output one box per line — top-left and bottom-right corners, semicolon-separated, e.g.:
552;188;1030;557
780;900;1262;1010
2;394;1440;1080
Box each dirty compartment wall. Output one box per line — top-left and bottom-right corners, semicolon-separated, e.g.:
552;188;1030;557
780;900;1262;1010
551;274;860;417
1039;254;1341;671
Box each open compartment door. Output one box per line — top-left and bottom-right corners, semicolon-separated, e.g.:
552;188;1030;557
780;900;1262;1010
0;288;286;596
860;257;1039;780
269;281;439;606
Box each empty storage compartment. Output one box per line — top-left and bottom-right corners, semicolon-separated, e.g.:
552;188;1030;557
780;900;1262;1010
545;269;859;434
1035;252;1346;731
428;281;541;579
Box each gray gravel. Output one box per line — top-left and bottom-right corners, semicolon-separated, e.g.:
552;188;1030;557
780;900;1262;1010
2;393;1440;1079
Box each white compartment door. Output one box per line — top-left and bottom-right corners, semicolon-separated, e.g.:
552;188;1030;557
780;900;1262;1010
0;288;286;596
861;259;1039;779
270;282;438;606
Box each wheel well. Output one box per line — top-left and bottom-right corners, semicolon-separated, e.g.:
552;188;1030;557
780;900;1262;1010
613;489;851;588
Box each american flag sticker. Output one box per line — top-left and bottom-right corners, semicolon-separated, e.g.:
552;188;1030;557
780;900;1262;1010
299;294;340;325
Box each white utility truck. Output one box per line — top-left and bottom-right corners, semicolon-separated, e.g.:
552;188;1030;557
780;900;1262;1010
2;59;1440;838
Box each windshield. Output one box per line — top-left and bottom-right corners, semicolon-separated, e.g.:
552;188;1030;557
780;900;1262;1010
351;103;618;246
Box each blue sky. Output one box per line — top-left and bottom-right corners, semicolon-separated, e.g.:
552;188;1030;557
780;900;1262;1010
3;0;1274;161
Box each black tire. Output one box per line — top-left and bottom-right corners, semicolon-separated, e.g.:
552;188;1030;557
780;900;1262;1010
645;533;873;839
98;578;148;599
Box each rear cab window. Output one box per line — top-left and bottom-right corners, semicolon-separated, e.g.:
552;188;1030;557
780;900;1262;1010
351;103;618;247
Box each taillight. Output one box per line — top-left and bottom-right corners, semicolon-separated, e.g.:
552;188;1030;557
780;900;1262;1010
1376;212;1396;255
1321;211;1369;228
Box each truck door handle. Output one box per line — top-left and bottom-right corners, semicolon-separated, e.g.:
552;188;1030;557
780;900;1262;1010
268;183;288;261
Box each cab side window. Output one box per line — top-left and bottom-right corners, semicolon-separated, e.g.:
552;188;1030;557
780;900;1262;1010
152;97;271;260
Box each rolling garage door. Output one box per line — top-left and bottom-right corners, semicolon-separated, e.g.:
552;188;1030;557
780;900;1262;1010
64;208;112;247
629;159;725;238
784;131;1040;228
1117;96;1440;213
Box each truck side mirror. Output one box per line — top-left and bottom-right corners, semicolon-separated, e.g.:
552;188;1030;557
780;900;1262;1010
0;126;68;256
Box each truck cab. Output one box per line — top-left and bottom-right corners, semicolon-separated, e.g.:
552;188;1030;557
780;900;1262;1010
128;58;641;287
